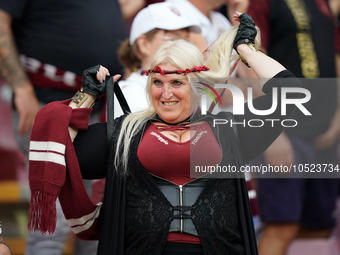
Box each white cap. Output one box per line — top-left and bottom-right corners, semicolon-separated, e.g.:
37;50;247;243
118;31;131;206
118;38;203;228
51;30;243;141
129;2;201;45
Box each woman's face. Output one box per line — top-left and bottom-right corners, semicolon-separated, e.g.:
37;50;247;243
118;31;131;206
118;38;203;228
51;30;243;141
151;63;191;124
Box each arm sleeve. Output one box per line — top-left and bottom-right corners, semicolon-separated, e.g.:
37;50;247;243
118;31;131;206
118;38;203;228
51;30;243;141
73;122;108;179
236;70;302;162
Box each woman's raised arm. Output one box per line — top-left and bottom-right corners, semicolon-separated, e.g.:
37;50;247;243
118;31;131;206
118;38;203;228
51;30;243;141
68;65;120;141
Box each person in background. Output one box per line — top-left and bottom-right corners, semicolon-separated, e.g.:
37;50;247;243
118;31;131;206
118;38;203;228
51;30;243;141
248;0;340;254
118;0;164;30
329;0;340;20
0;0;128;254
115;1;201;117
220;0;249;25
166;0;248;48
118;0;146;21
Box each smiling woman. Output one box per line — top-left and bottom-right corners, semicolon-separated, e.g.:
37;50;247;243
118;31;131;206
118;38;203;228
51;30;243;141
150;63;191;124
27;12;302;255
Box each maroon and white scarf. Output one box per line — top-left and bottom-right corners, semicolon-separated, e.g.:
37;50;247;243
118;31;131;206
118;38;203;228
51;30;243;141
28;100;101;240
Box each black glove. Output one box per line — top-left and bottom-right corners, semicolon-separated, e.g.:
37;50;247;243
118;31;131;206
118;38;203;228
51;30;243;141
81;64;107;99
233;14;257;53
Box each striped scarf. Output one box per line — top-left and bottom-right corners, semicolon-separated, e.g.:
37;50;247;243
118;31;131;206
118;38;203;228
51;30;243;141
28;99;101;240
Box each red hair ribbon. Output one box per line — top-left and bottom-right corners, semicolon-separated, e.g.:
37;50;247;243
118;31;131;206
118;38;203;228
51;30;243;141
144;66;209;76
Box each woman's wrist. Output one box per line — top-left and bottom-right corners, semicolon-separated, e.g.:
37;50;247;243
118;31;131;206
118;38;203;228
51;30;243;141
236;44;262;68
236;43;286;79
69;91;97;109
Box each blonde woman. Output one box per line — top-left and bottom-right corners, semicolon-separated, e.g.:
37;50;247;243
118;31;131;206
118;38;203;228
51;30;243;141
28;13;300;255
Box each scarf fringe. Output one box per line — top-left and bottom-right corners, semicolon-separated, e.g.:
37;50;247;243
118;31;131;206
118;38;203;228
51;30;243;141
28;190;57;234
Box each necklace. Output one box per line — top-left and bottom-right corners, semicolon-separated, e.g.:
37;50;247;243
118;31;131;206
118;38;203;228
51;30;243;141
154;114;191;126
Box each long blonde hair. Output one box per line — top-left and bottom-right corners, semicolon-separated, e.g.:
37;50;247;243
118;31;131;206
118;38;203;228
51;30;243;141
114;24;261;173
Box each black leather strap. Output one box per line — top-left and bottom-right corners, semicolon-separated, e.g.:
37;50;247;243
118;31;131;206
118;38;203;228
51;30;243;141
100;76;127;255
106;77;131;144
172;206;193;219
106;77;115;144
114;80;131;115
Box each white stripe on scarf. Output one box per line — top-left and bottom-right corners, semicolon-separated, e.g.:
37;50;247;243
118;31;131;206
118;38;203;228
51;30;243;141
30;141;66;154
29;141;66;166
68;203;102;234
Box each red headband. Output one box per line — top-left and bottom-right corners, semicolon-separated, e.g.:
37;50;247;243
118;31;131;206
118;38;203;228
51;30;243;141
145;65;209;76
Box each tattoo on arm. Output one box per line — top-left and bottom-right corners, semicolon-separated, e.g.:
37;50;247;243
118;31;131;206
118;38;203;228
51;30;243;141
0;10;30;89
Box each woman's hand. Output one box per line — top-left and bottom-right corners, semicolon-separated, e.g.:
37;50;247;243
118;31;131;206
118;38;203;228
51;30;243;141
232;11;257;51
232;10;243;23
96;65;110;83
80;64;121;101
95;65;121;86
82;65;111;100
13;83;40;136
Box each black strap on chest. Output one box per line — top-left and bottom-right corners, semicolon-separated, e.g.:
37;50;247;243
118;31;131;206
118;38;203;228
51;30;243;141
172;205;194;219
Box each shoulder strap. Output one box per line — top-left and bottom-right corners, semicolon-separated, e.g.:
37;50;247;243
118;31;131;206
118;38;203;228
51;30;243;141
99;76;127;255
114;81;131;114
105;77;131;144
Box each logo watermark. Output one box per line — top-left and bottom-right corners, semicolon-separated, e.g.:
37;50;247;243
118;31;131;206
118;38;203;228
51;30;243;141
189;78;339;179
197;80;311;129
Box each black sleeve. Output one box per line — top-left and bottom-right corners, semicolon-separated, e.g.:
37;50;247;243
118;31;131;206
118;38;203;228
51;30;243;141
236;70;302;162
73;122;108;179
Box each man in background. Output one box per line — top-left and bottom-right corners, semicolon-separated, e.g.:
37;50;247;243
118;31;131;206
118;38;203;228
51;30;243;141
0;1;128;254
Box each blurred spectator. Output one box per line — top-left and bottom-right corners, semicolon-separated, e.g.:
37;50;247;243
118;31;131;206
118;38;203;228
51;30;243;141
119;0;146;20
118;0;164;31
166;0;248;47
165;0;230;48
219;0;249;25
0;80;25;180
115;1;201;117
329;0;340;20
0;0;128;254
248;0;340;254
